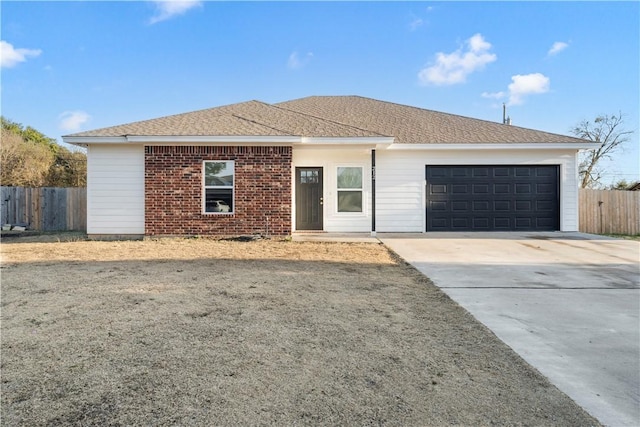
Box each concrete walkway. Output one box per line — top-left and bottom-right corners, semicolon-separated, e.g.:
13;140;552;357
379;232;640;427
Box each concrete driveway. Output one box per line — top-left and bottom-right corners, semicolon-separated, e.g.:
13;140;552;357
380;232;640;427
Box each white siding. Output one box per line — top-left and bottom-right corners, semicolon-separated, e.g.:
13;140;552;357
292;148;372;232
87;144;145;235
375;148;580;232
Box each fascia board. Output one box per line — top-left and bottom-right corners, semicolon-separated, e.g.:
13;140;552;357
63;136;128;145
386;142;600;150
62;135;301;145
125;135;300;144
298;137;394;145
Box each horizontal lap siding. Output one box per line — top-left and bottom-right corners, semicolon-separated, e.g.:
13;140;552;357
375;152;424;232
292;148;371;232
375;149;579;232
87;145;145;234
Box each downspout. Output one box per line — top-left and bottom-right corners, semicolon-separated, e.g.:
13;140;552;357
371;149;376;237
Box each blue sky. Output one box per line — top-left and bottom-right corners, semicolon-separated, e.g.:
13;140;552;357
2;1;638;185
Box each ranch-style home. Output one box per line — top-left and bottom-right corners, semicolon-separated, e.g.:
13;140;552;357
63;96;596;238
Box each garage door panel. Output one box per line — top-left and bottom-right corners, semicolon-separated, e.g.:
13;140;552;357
494;217;511;229
536;200;555;211
430;201;447;211
515;167;532;177
472;168;490;177
537;183;555;194
426;165;559;232
452;184;469;194
453;218;472;228
515;183;532;194
452;168;469;177
536;217;556;227
535;167;556;177
431;184;447;194
473;184;490;194
473;201;490;211
494;183;510;194
451;201;469;211
493;167;510;177
494;200;511;211
515;217;533;228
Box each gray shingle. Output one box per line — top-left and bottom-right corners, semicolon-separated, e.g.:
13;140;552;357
277;96;587;144
66;96;587;144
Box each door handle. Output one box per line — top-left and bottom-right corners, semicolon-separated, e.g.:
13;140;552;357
320;197;323;205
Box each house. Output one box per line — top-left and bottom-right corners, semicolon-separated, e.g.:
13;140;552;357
627;182;640;191
62;96;596;238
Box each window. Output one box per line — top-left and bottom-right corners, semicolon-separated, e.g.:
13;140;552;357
337;166;363;212
204;161;234;213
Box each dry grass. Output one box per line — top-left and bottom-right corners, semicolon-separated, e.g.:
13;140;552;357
1;237;599;426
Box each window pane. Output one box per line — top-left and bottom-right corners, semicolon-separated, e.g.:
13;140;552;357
205;161;233;187
338;191;362;212
300;170;319;184
205;189;233;213
337;167;362;189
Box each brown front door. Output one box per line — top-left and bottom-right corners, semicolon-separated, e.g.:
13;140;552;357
296;167;323;230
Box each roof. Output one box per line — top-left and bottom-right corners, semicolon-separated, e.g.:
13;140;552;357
627;182;640;191
65;95;589;144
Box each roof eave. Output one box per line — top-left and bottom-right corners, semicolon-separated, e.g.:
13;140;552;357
386;142;599;150
298;136;394;145
63;135;396;146
62;135;301;145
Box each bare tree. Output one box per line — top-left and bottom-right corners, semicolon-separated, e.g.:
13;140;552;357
571;112;634;188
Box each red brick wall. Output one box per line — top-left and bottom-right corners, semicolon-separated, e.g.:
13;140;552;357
145;146;292;236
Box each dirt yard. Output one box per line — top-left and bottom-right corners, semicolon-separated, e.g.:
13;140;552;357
1;236;600;426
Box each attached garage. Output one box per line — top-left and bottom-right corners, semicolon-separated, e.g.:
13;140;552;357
426;165;560;232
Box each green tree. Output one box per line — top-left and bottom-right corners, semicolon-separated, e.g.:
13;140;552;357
1;117;87;187
1;128;54;186
609;179;630;190
571;112;634;189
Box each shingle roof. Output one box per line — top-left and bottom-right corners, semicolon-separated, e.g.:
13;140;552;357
66;95;588;144
277;96;587;144
68;100;382;138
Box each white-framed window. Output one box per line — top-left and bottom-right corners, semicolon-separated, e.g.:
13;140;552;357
203;161;234;214
337;166;363;213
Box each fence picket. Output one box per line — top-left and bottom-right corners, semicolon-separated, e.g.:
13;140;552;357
579;189;640;235
0;187;86;231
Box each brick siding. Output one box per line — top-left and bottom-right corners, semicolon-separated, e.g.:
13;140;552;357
145;146;292;236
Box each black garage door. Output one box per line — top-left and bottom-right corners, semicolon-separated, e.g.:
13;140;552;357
426;165;560;231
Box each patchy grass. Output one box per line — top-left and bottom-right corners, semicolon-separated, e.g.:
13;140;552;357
603;233;640;241
1;238;599;426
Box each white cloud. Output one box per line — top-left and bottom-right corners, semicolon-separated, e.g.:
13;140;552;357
409;18;423;31
287;51;313;70
1;40;42;68
58;111;91;132
482;73;551;106
481;91;506;100
548;41;569;56
507;73;550;105
149;0;202;24
418;33;497;85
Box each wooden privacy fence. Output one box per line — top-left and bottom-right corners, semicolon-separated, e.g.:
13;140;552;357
1;187;87;231
579;189;640;235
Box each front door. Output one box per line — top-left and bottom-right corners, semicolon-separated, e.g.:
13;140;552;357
296;167;323;230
